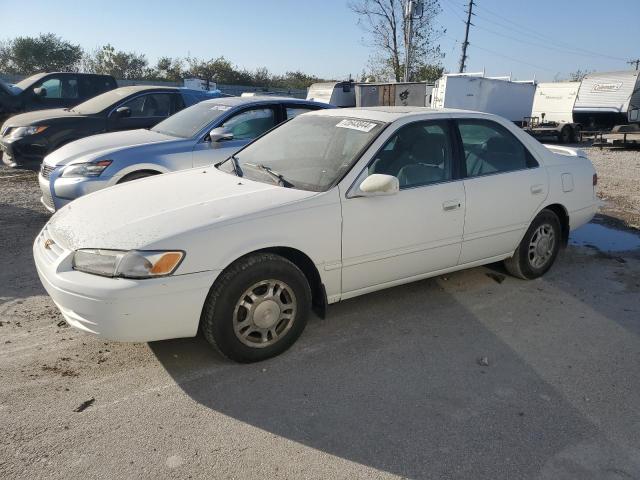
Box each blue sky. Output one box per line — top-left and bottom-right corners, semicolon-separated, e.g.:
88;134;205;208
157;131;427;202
0;0;636;81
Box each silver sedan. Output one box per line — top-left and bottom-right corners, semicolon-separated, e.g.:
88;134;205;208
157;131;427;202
38;96;332;211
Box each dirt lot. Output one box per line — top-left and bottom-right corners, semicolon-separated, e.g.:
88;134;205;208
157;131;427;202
1;149;640;479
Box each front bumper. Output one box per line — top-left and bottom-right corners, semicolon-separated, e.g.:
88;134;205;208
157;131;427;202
39;166;112;212
0;136;48;164
33;226;217;342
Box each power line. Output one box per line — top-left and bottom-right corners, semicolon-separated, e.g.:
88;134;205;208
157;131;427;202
474;3;628;62
458;0;475;73
629;59;640;70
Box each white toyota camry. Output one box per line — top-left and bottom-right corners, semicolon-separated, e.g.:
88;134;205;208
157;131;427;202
34;107;598;362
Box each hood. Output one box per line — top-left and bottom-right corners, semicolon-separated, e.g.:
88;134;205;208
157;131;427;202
46;167;316;251
3;108;82;127
44;129;176;166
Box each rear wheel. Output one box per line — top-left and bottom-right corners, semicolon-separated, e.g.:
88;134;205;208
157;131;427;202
504;209;561;280
558;126;571;143
201;253;312;362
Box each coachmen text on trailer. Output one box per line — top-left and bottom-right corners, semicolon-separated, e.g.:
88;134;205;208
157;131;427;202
573;70;640;130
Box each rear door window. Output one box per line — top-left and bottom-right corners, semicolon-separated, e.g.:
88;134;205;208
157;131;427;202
457;119;538;177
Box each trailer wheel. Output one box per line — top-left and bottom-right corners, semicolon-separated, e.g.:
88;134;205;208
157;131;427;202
558;126;571;144
571;125;581;143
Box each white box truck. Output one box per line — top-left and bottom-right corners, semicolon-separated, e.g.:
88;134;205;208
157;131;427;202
522;82;582;143
573;70;640;130
431;73;536;124
306;81;356;107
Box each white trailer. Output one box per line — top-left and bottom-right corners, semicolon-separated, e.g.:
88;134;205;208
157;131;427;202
522;82;582;143
573;70;640;130
431;73;536;124
355;82;431;107
306;81;355;107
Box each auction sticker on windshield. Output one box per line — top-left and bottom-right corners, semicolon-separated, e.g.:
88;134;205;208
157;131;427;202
336;119;377;132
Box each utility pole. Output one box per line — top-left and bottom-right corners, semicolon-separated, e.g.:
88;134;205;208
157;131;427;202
403;0;423;82
458;0;475;73
628;59;640;70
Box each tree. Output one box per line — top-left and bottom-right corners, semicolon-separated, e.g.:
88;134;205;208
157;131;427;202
185;56;239;88
568;69;593;82
414;63;444;83
84;44;150;79
0;33;83;74
350;0;444;82
155;56;184;82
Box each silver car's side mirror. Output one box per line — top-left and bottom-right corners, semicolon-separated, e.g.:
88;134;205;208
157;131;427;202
358;174;399;196
209;127;234;143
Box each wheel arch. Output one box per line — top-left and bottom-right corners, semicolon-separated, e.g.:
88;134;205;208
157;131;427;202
542;203;570;246
217;246;328;319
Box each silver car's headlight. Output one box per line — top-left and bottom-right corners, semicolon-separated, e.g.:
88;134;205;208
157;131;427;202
62;160;112;178
72;249;185;278
9;125;48;139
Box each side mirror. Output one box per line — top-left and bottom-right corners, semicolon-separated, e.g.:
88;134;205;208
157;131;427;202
115;106;131;118
209;127;234;143
33;87;47;97
358;174;399;196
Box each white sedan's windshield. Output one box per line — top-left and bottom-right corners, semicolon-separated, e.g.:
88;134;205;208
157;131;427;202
218;115;385;192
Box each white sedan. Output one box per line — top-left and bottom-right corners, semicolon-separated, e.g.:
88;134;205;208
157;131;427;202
34;107;598;362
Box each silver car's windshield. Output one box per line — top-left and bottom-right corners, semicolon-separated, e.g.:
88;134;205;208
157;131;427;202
217;115;385;192
151;102;229;138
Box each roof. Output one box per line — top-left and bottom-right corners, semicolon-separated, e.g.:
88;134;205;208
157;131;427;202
198;96;331;108
307;106;481;122
112;85;185;94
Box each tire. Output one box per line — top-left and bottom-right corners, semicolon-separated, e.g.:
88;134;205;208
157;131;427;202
571;125;581;143
558;126;571;144
504;209;562;280
117;171;159;184
201;253;312;363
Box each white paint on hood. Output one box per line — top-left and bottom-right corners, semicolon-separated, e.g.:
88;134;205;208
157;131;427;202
47;167;316;251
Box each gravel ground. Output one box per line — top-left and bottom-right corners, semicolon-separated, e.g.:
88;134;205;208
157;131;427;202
571;145;640;229
1;160;640;479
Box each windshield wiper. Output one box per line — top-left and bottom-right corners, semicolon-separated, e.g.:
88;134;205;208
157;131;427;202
246;163;294;188
214;154;243;177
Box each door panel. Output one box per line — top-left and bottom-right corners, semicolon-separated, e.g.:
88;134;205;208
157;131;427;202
460;168;547;263
341;119;465;294
456;119;548;264
107;93;173;131
341;182;465;293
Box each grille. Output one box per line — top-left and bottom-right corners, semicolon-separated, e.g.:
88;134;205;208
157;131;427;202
41;164;55;179
37;226;65;264
41;189;55;211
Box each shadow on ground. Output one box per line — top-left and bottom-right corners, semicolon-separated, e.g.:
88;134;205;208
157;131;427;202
150;259;640;479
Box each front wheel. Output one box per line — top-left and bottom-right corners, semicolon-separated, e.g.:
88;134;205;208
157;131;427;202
504;209;561;280
201;253;312;362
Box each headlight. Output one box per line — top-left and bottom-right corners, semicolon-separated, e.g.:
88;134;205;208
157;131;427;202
62;160;112;178
72;249;185;278
8;125;48;139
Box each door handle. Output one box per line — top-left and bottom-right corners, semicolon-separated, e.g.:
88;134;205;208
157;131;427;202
442;200;461;211
530;184;544;195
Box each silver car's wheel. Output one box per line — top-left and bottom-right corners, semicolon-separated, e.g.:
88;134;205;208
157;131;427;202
233;279;297;348
528;224;556;269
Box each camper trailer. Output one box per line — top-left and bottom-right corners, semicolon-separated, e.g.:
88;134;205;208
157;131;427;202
306;81;356;107
573;70;640;130
431;73;536;124
355;82;432;107
522;82;582;142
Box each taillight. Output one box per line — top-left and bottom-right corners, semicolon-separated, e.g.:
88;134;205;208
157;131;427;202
593;173;598;186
